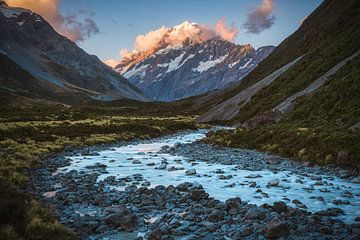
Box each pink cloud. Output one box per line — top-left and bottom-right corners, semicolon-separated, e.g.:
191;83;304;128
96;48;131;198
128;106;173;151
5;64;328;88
243;0;276;34
5;0;99;42
215;17;238;41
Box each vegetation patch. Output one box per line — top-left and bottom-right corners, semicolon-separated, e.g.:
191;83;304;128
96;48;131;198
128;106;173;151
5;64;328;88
0;107;198;239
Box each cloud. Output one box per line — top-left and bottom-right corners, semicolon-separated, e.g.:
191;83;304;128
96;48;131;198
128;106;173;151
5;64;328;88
103;49;131;68
103;59;120;68
104;18;238;68
243;0;276;34
215;17;238;41
5;0;99;42
134;18;238;53
134;26;169;52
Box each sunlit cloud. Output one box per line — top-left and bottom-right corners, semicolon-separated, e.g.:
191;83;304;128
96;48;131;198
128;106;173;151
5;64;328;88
215;17;238;41
5;0;99;42
104;18;238;67
243;0;276;34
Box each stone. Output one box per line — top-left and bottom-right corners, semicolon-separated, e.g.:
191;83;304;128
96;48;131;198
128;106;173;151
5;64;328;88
241;227;253;237
332;198;350;205
272;201;288;213
302;161;313;167
168;166;184;171
315;208;344;216
190;189;206;201
215;169;225;174
264;218;289;239
158;163;167;170
245;208;267;220
292;199;302;205
225;197;242;215
202;221;217;232
132;160;142;164
245;174;262;179
185;169;197;176
207;210;224;222
176;182;192;192
147;228;162;240
268;179;280;187
219;175;233;180
104;206;137;231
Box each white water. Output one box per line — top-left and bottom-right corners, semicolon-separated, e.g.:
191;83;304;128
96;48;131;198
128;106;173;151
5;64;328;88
57;129;360;223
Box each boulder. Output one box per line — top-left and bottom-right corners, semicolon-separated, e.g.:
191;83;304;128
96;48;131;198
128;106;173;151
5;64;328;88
190;189;206;201
245;208;267;220
185;169;197;176
147;228;162;240
268;179;280;187
207;210;224;222
225;197;242;215
264;218;289;239
104;206;137;231
272;201;288;213
158;163;167;170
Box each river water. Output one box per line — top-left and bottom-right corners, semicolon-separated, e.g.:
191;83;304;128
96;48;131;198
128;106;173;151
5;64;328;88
55;129;360;224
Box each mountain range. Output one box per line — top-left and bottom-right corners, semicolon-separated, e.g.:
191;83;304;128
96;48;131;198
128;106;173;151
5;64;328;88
115;21;274;101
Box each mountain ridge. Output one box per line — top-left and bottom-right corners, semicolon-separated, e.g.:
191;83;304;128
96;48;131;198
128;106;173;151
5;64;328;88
0;2;146;104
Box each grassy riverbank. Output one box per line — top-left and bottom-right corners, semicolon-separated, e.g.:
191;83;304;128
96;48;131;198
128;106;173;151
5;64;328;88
205;56;360;169
0;103;198;239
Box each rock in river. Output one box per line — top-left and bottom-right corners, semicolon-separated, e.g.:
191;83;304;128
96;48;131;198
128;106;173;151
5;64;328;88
185;169;197;176
104;206;137;231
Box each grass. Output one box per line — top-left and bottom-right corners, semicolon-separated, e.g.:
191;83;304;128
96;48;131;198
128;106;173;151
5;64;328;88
206;56;360;169
206;125;359;168
0;105;200;239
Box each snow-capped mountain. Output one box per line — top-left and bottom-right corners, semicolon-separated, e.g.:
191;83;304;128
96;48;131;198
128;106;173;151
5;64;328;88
0;1;146;103
115;21;274;101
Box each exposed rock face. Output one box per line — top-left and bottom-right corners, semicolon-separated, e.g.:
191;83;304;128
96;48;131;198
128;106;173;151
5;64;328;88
115;22;274;101
0;3;146;103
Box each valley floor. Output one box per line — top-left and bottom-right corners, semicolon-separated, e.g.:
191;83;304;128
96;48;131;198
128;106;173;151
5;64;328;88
0;103;359;239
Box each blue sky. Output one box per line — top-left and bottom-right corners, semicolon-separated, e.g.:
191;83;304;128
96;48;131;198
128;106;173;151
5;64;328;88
60;0;323;62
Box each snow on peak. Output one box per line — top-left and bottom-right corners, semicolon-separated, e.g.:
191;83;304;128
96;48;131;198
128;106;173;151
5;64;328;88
173;20;198;31
193;54;228;73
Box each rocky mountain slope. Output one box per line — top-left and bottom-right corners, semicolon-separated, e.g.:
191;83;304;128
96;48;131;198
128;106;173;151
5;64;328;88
115;21;274;101
0;1;146;104
195;0;360;167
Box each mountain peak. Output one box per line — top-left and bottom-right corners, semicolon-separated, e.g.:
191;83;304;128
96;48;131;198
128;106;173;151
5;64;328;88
116;36;274;101
173;20;197;30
